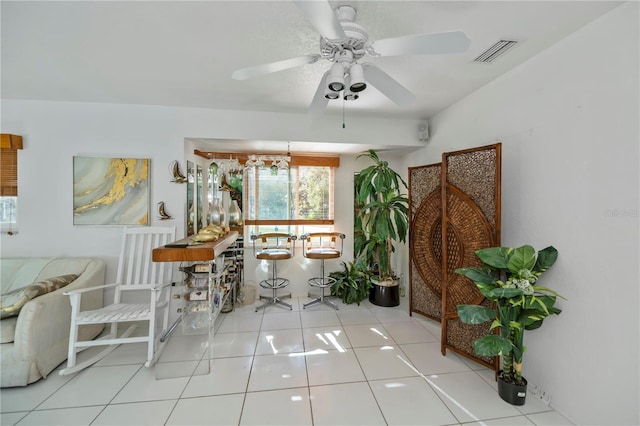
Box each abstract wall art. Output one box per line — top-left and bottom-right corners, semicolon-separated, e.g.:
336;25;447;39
73;156;149;225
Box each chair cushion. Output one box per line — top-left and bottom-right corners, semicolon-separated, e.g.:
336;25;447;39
0;274;79;319
0;317;18;343
256;249;293;260
305;248;341;259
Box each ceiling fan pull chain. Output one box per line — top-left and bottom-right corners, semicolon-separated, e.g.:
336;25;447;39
342;98;346;129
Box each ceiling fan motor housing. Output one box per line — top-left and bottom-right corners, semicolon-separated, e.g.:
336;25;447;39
320;5;369;62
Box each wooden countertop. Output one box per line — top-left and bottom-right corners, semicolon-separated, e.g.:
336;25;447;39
152;231;238;263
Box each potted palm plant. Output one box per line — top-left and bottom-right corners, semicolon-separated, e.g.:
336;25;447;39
456;245;565;405
354;150;409;306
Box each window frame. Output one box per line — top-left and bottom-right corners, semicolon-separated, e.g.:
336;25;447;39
1;134;23;234
243;163;336;237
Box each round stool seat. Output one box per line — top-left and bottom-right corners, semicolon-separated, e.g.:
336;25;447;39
304;248;341;260
255;249;293;261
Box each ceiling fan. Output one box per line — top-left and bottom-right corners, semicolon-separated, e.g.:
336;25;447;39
231;1;471;115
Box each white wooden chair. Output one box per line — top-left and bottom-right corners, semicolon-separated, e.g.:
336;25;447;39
59;226;175;375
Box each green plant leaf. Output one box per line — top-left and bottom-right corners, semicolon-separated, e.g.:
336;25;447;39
534;246;558;272
473;335;512;357
455;267;497;285
474;282;498;299
507;245;537;273
531;285;566;299
512;344;524;363
487;287;523;299
393;208;408;244
476;247;511;269
457;305;497;324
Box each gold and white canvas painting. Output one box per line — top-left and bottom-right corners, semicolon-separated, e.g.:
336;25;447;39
73;156;149;225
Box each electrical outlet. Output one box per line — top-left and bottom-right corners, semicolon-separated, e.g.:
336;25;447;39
529;381;552;405
537;389;552;405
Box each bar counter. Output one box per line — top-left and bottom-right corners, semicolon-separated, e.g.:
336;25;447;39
152;231;238;263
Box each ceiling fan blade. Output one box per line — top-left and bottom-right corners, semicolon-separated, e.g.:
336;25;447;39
232;54;320;80
308;71;329;117
293;0;346;41
362;63;416;106
371;31;471;56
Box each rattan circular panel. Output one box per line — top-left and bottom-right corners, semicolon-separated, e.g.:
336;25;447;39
442;184;494;316
411;189;446;296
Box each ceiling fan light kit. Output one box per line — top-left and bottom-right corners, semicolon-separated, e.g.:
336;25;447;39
328;63;346;92
324;74;340;100
231;1;471;115
343;79;359;101
348;63;366;92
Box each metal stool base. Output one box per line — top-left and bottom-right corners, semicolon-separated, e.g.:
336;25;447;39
303;276;338;310
256;296;292;312
303;296;338;310
256;277;292;312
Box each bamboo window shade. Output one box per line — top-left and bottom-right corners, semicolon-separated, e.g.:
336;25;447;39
0;134;23;197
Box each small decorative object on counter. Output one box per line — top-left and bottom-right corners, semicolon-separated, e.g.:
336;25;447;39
228;199;242;225
191;223;228;243
208;197;225;226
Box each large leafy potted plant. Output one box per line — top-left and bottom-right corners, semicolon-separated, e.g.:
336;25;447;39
354;150;409;306
456;245;565;405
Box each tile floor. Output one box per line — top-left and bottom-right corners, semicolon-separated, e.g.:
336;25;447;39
0;296;573;425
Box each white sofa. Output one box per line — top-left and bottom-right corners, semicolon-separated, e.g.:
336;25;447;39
0;258;105;387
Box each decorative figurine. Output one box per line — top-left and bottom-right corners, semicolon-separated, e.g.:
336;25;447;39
170;160;187;183
157;201;172;220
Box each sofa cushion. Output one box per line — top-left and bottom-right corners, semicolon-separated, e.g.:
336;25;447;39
0;274;79;319
0;317;18;343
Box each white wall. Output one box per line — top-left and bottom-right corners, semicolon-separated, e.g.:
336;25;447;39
402;3;638;425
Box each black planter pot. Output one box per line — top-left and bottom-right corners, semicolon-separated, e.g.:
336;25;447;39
369;282;400;307
497;373;527;405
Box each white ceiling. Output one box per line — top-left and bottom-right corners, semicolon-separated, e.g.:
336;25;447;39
1;1;621;122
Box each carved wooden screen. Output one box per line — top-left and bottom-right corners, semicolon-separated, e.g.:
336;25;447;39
408;163;442;321
440;143;501;370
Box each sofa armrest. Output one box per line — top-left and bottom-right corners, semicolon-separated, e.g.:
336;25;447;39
11;259;106;358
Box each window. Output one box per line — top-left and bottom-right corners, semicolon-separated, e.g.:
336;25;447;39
244;159;337;237
1;134;22;234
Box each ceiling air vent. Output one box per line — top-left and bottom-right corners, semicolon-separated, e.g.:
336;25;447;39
474;40;518;63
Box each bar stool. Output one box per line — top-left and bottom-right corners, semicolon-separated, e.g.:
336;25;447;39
251;233;297;312
301;232;345;310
